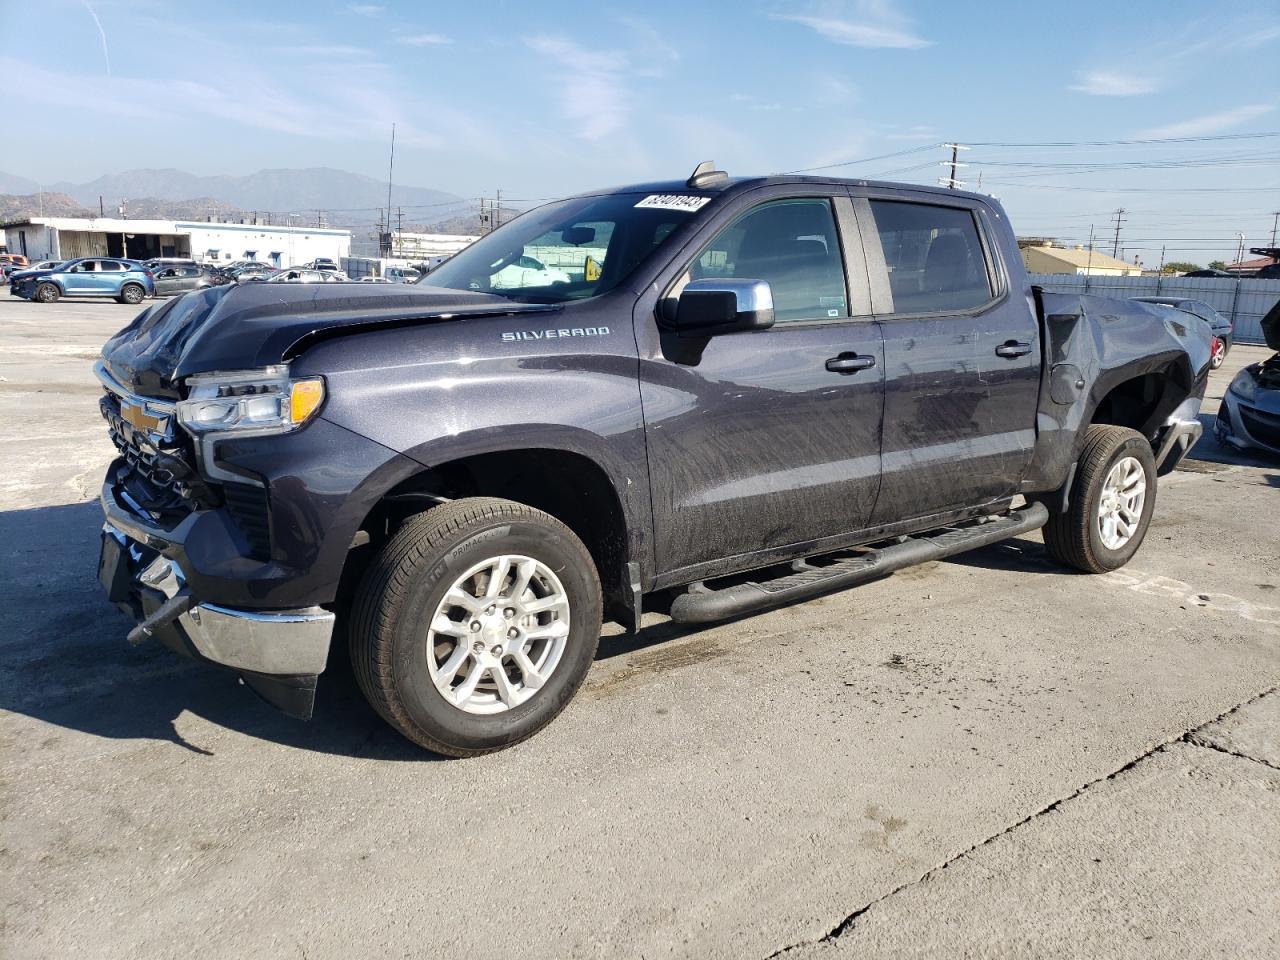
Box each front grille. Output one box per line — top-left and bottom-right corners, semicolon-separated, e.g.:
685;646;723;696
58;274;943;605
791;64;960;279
1240;405;1280;449
222;482;272;560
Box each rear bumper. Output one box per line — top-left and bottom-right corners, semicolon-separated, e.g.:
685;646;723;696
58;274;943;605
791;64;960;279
99;520;334;720
1153;397;1204;474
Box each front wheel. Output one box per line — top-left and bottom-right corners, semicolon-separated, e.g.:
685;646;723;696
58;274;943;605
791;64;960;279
118;283;145;305
349;497;602;757
1042;425;1157;573
1210;338;1226;369
34;282;60;303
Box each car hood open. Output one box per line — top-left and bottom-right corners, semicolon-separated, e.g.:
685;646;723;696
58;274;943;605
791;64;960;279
1262;297;1280;351
99;282;561;398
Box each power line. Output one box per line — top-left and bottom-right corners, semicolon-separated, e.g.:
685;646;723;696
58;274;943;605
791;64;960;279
966;131;1280;148
778;144;939;175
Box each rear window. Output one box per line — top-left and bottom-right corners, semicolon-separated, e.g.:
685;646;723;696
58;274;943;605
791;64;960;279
869;201;993;315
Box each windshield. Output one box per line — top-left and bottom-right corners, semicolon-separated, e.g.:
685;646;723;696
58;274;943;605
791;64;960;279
420;192;703;303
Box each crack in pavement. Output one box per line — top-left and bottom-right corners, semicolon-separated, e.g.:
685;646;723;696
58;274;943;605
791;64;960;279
764;684;1280;959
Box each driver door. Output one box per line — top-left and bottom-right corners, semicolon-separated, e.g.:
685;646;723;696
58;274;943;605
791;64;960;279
637;193;885;580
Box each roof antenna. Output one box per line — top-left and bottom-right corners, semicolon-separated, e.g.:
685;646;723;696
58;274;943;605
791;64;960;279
687;160;728;189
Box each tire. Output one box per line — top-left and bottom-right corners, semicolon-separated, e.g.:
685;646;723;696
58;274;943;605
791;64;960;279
118;283;145;305
1210;338;1226;369
1042;425;1157;574
349;497;602;757
34;282;59;303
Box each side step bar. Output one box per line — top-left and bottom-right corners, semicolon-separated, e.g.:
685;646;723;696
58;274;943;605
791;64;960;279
668;502;1049;624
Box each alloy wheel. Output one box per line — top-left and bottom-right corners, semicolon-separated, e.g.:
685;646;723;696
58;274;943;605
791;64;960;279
1097;456;1146;550
426;554;571;715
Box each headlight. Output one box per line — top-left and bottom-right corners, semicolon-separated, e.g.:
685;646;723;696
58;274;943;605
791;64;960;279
177;366;325;437
1229;370;1258;402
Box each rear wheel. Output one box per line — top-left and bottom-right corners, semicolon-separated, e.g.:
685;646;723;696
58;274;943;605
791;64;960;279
34;282;59;303
1043;425;1156;573
349;497;602;757
118;283;145;305
1210;338;1226;369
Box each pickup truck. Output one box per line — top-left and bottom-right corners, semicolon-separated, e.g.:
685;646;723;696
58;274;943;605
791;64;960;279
94;164;1211;756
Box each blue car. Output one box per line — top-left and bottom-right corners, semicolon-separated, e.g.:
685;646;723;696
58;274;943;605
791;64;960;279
10;257;155;305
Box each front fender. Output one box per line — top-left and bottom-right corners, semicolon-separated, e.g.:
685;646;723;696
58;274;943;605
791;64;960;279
290;314;654;576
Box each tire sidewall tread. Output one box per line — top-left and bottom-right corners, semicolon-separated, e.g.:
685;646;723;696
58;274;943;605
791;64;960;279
1043;425;1157;574
349;497;601;757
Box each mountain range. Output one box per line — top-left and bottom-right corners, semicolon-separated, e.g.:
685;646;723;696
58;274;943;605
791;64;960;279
0;167;470;227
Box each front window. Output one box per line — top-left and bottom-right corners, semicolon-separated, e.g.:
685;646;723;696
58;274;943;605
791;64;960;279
685;198;849;322
422;193;701;303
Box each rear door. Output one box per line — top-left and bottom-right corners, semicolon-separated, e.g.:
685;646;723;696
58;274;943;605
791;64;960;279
857;195;1040;525
637;190;886;579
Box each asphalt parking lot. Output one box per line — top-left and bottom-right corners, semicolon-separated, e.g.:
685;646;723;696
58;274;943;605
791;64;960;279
1;296;1277;959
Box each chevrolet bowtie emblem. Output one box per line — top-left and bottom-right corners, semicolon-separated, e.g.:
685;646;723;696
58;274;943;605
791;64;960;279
120;400;165;434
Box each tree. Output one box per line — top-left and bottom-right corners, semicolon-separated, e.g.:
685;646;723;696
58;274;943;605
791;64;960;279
1208;260;1227;271
1161;261;1202;275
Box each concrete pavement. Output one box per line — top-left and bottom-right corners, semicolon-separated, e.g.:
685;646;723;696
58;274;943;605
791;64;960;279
1;297;1277;959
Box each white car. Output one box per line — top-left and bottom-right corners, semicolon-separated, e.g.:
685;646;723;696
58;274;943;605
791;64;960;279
268;267;349;283
491;254;570;290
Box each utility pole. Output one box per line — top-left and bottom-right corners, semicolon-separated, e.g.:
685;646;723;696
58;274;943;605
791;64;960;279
99;195;104;217
1235;232;1246;265
1271;211;1279;247
1110;208;1127;259
386;122;396;237
495;189;503;230
939;142;969;189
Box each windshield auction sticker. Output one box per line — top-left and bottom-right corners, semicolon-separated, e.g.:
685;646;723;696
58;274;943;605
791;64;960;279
634;194;712;212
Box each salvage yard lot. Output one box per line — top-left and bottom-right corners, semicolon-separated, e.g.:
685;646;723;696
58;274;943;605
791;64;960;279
1;297;1277;959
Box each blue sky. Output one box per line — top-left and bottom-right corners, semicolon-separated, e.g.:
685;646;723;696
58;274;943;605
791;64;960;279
2;0;1278;264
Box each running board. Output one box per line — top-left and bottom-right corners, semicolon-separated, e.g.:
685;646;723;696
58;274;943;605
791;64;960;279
668;502;1049;624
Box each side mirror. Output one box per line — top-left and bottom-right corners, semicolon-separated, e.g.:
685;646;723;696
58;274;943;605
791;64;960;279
673;278;774;337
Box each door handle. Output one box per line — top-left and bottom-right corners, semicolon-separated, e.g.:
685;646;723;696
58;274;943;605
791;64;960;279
826;354;877;374
995;340;1033;358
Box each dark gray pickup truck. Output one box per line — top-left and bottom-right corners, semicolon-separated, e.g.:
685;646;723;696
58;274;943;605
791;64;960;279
94;164;1211;755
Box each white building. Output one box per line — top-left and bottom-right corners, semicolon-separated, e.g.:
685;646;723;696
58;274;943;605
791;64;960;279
3;217;351;267
390;231;478;259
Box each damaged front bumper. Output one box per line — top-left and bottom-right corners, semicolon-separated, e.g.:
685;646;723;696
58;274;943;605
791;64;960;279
99;493;335;720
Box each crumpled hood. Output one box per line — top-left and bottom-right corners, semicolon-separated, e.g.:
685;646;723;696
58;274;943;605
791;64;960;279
100;282;560;398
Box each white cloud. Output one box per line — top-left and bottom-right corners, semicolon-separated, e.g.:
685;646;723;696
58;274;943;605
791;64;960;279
1136;104;1276;139
773;1;931;50
617;15;680;64
397;33;452;46
525;35;630;141
348;4;383;16
1068;71;1159;96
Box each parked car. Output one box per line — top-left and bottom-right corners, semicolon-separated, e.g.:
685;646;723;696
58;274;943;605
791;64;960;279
491;253;570;289
1216;301;1280;456
152;263;220;297
1181;269;1233;278
11;257;154;304
229;265;278;283
1132;296;1233;368
268;267;348;283
93;166;1211;755
307;258;339;273
385;266;421;283
0;253;30;268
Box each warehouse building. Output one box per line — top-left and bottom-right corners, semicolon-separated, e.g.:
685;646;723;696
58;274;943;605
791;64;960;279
1020;242;1142;277
2;217;351;267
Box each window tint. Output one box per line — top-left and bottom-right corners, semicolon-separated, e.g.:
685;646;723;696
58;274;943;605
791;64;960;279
690;198;847;322
100;260;125;271
79;260;98;272
869;201;993;314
